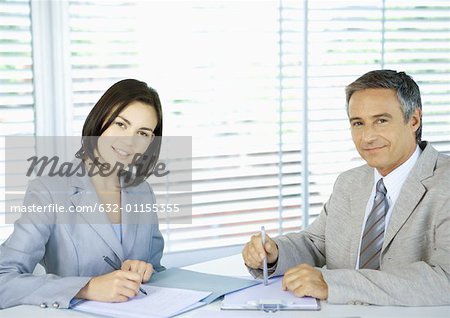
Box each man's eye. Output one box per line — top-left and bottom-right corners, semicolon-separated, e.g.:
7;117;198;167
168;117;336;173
352;122;362;127
377;118;388;124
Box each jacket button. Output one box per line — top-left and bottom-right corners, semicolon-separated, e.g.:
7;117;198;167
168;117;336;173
52;302;60;309
40;302;48;308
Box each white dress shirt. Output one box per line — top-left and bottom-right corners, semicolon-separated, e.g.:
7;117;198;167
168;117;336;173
355;145;422;269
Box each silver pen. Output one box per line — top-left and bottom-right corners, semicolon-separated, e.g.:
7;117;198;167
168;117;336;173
261;226;268;286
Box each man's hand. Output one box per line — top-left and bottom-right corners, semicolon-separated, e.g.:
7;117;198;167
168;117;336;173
282;264;328;300
121;259;154;283
242;232;278;269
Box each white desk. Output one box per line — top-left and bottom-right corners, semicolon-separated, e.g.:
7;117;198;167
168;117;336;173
1;254;449;318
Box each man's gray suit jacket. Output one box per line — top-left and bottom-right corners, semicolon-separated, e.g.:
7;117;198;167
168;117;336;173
250;142;450;306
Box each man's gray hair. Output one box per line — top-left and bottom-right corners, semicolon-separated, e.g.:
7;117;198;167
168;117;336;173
345;70;422;142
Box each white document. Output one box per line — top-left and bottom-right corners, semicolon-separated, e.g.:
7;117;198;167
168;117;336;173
73;285;211;318
221;277;320;311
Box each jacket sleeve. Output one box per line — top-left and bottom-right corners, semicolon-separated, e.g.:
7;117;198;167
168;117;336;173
321;197;450;306
247;200;329;279
246;172;351;279
0;179;91;309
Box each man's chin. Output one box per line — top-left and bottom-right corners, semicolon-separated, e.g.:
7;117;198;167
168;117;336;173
362;157;384;169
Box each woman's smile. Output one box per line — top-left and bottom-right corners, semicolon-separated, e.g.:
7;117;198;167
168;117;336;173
111;145;132;159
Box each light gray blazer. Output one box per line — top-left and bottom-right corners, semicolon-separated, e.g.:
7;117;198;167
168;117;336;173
0;165;164;309
250;142;450;306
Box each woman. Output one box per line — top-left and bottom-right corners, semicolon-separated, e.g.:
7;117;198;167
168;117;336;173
0;79;165;309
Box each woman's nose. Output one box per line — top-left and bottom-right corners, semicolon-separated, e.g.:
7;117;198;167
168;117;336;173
118;135;134;146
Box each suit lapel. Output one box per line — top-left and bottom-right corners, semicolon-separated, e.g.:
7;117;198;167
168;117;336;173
69;168;125;262
382;178;425;251
349;167;373;268
382;142;438;253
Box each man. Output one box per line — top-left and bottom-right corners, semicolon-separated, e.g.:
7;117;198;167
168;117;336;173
242;70;450;306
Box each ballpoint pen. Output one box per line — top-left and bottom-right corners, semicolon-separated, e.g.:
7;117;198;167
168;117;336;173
261;226;268;286
103;256;148;295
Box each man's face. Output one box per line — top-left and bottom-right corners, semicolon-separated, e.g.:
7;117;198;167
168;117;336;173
348;88;421;176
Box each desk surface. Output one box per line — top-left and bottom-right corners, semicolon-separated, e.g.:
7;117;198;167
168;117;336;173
1;254;449;318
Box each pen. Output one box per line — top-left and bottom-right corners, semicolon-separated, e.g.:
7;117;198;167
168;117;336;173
261;226;268;286
103;256;148;296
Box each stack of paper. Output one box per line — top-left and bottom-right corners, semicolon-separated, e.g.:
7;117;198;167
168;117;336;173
74;268;260;317
74;285;211;318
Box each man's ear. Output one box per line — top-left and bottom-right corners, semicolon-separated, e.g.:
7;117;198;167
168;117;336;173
410;108;421;132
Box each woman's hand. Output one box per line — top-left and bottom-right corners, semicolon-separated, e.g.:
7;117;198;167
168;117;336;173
121;259;154;283
76;270;142;302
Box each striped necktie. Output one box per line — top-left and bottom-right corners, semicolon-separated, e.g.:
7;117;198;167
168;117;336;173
359;178;389;270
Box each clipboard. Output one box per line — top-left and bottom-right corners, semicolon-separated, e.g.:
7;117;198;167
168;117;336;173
221;277;321;312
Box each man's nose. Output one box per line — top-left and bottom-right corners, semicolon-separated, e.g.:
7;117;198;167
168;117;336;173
361;125;377;143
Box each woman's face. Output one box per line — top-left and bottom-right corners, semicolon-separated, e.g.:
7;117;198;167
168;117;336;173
97;101;158;167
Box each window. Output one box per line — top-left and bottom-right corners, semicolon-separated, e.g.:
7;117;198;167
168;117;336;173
0;0;34;242
1;0;449;254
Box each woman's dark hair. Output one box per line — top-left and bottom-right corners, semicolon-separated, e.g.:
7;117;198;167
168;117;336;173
75;79;163;187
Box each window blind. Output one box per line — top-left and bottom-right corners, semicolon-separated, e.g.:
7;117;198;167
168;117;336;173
1;0;448;252
67;0;449;253
68;0;142;134
383;1;450;154
69;1;290;252
307;0;450;223
307;0;383;221
0;0;34;242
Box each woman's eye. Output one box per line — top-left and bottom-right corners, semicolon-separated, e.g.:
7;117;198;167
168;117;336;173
138;131;149;137
115;121;125;128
